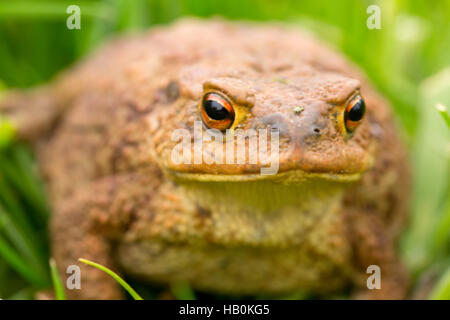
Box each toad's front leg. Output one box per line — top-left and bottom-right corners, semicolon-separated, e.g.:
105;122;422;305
51;172;162;300
345;209;409;299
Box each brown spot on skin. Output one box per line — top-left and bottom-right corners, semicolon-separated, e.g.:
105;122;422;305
164;81;180;103
153;81;180;105
196;205;212;218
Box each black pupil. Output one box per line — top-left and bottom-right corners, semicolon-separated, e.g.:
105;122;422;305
204;98;229;120
348;98;366;122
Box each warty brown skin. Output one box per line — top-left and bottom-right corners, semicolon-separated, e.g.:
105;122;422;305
0;19;410;299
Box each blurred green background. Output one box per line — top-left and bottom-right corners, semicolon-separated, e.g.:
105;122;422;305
0;0;448;299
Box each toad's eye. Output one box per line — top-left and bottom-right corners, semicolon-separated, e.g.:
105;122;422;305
344;95;366;132
201;92;235;131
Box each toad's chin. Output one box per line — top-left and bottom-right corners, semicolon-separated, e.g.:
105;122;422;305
165;168;361;215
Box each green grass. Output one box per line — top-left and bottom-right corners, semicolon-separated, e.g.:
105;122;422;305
79;258;143;300
0;0;449;299
49;258;66;300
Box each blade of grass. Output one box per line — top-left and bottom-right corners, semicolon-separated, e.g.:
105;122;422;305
0;149;48;220
429;266;450;300
0;233;43;286
401;68;450;273
114;0;148;31
0;205;41;267
0;116;15;149
170;281;196;300
49;258;66;300
0;176;35;235
0;197;49;282
12;145;49;221
436;103;450;128
0;1;113;21
79;258;143;300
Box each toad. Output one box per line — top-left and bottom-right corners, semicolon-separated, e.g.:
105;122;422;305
0;19;410;299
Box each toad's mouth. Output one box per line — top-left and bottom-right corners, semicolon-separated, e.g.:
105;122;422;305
162;141;375;182
166;168;363;184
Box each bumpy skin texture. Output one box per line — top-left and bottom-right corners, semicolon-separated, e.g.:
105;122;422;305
1;19;410;299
